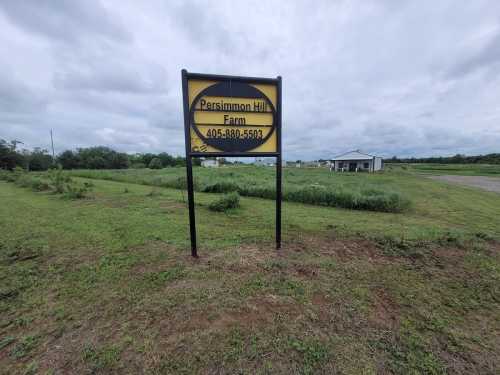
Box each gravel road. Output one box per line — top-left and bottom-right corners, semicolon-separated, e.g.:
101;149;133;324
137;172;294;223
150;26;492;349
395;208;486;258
427;175;500;193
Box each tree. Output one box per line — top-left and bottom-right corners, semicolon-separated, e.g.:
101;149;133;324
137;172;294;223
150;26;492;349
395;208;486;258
57;146;129;169
0;139;25;170
148;157;162;169
140;153;156;167
110;152;129;169
158;152;175;167
27;147;53;171
174;156;186;166
58;150;81;169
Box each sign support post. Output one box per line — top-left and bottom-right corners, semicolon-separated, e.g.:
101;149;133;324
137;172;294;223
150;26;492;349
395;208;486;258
181;70;198;257
276;76;282;250
181;70;282;257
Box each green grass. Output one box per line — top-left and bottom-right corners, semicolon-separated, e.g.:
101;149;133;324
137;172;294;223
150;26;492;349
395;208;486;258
0;169;499;374
66;166;413;212
61;166;500;241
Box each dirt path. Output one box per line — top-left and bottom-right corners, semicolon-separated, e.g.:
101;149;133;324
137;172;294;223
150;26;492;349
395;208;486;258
427;175;500;193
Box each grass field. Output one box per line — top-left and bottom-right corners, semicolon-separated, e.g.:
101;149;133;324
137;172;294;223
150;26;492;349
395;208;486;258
66;166;413;213
1;167;499;374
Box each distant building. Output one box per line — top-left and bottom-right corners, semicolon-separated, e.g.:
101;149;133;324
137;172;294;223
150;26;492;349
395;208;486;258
201;158;219;168
332;150;383;172
301;161;321;168
254;157;275;167
318;159;332;168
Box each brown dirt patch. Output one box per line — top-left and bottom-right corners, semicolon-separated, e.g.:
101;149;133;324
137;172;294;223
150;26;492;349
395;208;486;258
283;236;392;264
159;201;186;210
180;295;301;334
368;289;399;330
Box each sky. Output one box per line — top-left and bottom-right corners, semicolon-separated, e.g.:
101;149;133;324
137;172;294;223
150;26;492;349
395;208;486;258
1;0;500;161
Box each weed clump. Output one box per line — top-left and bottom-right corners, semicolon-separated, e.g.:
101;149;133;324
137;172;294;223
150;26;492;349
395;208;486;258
0;167;25;182
203;181;239;193
209;192;240;212
63;181;93;199
9;335;38;359
48;167;72;193
14;175;50;191
49;168;93;199
1;167;92;199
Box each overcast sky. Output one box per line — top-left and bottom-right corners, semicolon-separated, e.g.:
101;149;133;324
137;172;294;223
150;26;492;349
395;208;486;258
1;1;500;160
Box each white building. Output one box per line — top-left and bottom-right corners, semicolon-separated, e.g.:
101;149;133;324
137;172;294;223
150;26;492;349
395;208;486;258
332;150;383;172
201;158;219;168
254;157;275;167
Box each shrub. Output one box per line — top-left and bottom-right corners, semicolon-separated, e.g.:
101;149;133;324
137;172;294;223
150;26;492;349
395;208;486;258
48;168;71;194
32;179;50;192
202;181;239;193
63;181;93;199
13;174;32;188
18;176;50;192
0;170;16;182
209;192;240;212
0;167;25;182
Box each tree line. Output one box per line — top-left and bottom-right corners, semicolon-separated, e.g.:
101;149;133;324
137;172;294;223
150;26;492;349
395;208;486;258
385;153;500;164
0;139;193;171
3;138;499;171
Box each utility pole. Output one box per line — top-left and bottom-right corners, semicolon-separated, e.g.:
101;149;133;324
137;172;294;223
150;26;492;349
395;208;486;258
50;129;55;164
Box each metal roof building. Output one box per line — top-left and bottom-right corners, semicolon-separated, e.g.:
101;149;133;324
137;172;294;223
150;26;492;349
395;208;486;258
332;150;383;172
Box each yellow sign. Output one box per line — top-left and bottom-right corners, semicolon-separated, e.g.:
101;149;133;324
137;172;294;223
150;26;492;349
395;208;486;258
181;71;283;257
184;76;279;154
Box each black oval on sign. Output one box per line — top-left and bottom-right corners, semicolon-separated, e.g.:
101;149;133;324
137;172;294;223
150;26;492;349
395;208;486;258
189;81;276;152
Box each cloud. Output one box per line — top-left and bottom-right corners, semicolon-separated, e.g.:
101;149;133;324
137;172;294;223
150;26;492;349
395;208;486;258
53;61;168;94
0;70;48;114
448;29;500;79
0;0;499;160
0;0;130;44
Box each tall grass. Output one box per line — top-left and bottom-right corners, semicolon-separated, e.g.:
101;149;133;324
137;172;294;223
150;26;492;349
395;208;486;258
0;168;92;199
66;168;412;213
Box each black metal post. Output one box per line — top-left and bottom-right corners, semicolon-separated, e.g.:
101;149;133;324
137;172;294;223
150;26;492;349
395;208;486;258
276;76;282;250
186;156;197;257
276;154;282;249
182;69;198;257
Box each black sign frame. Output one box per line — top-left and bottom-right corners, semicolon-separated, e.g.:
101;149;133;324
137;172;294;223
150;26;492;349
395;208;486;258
181;69;282;257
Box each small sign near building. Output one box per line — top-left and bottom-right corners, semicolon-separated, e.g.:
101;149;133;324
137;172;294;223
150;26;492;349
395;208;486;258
182;70;282;257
